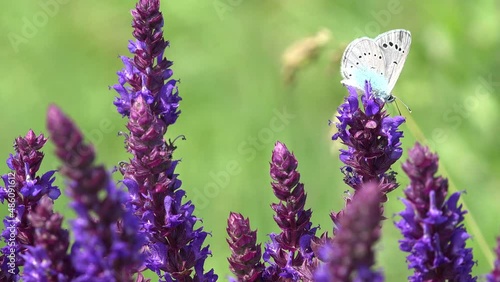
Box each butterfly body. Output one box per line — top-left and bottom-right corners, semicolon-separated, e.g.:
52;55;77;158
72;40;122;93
340;29;411;103
351;67;391;101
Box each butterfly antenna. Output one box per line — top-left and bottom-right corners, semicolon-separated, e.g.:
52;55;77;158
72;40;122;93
394;100;402;115
394;95;412;114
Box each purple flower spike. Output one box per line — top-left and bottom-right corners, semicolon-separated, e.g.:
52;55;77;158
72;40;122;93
0;130;60;280
113;0;181;127
332;81;405;197
226;212;265;281
488;236;500;282
314;182;384;282
47;105;144;282
263;141;318;281
114;1;216;280
120;89;216;282
396;143;476;281
21;196;73;281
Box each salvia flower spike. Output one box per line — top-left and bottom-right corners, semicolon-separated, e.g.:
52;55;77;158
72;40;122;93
47;105;144;281
113;0;216;280
262;141;318;281
0;130;60;280
332;81;405;197
396;143;476;281
227;212;265;281
314;182;384;282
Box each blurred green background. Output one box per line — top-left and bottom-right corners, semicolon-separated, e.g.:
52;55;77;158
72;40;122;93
1;0;499;280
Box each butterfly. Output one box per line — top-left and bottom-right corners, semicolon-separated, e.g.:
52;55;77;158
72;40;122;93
340;29;411;104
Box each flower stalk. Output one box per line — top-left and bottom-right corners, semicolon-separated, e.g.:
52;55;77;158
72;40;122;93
315;182;384;282
0;130;60;280
262;141;318;281
113;0;216;280
47;105;143;281
227;212;265;281
396;143;476;281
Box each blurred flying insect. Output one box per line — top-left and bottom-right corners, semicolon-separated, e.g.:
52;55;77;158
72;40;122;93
282;28;331;85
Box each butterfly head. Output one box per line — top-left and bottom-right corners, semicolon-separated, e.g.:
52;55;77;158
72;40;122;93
370;88;394;104
386;94;395;103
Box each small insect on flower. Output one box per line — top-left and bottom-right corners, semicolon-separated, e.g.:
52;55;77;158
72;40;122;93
340;29;411;109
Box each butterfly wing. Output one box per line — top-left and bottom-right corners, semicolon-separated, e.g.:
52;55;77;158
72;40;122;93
375;29;411;93
340;38;388;95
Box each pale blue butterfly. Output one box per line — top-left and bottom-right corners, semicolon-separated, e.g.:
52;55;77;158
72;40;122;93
340;29;411;105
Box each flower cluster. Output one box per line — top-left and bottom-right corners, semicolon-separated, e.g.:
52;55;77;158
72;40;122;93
112;0;216;280
396;143;476;281
330;81;405;235
0;130;60;280
332;82;404;196
113;0;180;126
21;196;73;281
47;105;144;281
262;142;318;281
315;182;383;282
226;212;265;281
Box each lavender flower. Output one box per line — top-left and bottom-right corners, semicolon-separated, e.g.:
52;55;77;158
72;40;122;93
113;0;216;280
47;105;144;282
0;130;60;280
226;212;265;281
262;141;318;281
332;81;405;196
21;196;73;281
488;236;500;282
315;182;384;282
396;143;476;281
